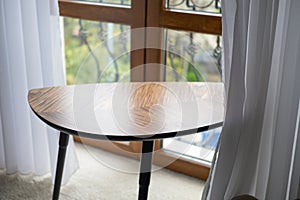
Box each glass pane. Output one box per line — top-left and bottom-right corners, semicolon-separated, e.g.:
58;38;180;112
162;29;222;163
163;29;222;82
166;0;221;14
163;128;221;163
76;0;131;6
64;17;130;84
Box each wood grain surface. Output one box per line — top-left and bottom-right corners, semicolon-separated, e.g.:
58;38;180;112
28;82;224;141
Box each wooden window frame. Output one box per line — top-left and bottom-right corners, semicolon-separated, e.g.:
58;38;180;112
59;0;221;180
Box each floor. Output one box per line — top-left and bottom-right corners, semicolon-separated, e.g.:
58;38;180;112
0;143;205;200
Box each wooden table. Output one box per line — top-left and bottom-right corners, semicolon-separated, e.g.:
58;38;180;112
28;82;224;200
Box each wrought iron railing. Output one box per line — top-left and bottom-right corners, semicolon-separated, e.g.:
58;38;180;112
167;0;221;12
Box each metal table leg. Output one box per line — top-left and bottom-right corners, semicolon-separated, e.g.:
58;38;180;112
52;132;69;200
138;140;154;200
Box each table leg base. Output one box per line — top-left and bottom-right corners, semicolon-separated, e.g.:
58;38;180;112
138;185;150;200
138;140;154;200
52;132;69;200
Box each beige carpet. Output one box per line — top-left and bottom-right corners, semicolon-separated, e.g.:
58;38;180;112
0;143;205;200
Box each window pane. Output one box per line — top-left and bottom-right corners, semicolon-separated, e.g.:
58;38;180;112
64;17;130;84
163;29;222;82
76;0;131;6
166;0;221;14
163;127;221;163
162;29;222;163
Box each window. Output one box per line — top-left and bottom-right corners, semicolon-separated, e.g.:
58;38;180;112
60;0;222;180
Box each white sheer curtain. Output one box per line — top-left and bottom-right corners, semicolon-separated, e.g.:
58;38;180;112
202;0;300;199
0;0;78;184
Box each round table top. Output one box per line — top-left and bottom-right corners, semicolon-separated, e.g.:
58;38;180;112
28;82;224;141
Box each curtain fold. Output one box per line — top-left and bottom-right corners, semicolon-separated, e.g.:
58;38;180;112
203;0;300;199
0;0;78;184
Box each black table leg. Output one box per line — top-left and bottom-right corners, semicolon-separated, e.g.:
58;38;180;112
52;132;69;200
138;140;154;200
